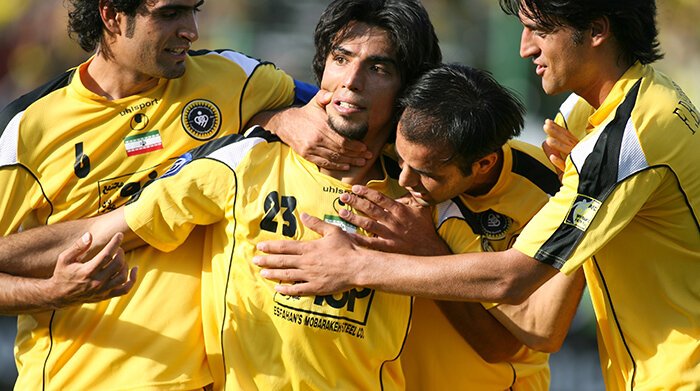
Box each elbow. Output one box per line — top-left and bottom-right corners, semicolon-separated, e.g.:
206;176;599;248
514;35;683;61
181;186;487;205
491;276;536;305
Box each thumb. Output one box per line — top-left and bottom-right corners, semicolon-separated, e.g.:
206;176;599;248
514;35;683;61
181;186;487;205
314;89;332;108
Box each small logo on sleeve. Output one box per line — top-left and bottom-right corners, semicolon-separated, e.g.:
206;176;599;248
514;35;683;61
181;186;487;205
565;194;602;231
181;99;221;141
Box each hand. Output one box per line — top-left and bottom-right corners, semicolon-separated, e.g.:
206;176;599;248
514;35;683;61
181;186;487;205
542;119;578;174
275;90;372;170
47;232;138;309
338;185;450;256
254;213;367;296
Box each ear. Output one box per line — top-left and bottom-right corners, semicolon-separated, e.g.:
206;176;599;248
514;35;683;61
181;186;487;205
471;152;499;175
589;16;612;47
99;0;122;35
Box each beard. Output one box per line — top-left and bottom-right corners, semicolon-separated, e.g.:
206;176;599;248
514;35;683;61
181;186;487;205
327;115;368;141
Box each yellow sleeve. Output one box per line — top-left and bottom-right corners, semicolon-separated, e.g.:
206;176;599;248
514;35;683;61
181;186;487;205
0;166;41;235
124;158;234;252
514;166;668;274
239;63;295;130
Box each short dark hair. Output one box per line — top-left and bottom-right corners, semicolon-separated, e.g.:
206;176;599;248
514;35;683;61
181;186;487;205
67;0;144;52
499;0;663;65
312;0;442;90
398;63;525;176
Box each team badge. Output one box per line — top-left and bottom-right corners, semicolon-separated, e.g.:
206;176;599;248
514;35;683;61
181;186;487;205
565;194;602;232
181;99;221;141
130;113;149;131
479;209;511;240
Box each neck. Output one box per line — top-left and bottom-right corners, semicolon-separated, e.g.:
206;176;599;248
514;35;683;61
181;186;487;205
319;129;390;185
83;50;159;100
577;53;633;109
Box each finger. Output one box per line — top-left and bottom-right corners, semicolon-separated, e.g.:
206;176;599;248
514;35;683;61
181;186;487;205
549;154;566;172
259;267;306;284
274;281;313;296
108;267;139;298
338;209;392;238
256;240;305;256
543;119;578;146
300;213;342;237
57;232;93;267
351;234;391;251
340;192;392;222
351;185;402;212
83;232;124;273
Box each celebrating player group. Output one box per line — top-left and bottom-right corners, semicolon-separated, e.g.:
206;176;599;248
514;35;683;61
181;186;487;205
0;0;697;390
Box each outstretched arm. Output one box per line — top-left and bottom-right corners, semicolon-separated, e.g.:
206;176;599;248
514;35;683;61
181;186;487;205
248;90;372;171
0;232;137;314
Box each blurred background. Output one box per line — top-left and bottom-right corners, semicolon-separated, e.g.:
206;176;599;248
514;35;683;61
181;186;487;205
0;0;698;389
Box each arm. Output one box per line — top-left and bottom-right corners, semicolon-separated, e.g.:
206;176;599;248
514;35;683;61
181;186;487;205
248;90;372;171
489;268;585;352
0;232;137;314
255;213;557;302
0;207;144;278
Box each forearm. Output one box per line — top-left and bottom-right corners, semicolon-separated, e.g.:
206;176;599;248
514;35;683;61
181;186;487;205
0;273;61;314
0;220;90;278
354;248;556;303
436;300;522;362
489;269;585;352
0;208;141;278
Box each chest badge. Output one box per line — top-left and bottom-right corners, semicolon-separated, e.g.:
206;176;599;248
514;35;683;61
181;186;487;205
479;209;511;240
181;99;221;141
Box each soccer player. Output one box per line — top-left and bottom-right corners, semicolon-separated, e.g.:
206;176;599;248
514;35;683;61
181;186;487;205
323;63;584;390
254;0;700;389
0;0;442;389
0;0;362;389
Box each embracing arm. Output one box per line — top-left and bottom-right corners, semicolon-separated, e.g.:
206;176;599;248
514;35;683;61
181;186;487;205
0;207;143;279
248;90;371;171
489;268;585;352
0;232;137;314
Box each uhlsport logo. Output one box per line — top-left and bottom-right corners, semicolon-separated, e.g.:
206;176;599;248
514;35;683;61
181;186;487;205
479;209;511;240
181;99;221;141
565;194;602;231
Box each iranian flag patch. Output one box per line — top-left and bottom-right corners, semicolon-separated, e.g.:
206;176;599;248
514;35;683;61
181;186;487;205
124;130;163;156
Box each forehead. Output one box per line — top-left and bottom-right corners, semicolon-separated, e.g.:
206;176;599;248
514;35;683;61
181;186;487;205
333;22;397;58
395;127;454;169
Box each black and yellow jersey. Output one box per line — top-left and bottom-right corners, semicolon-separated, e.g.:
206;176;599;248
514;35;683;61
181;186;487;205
0;50;297;390
514;62;700;390
402;140;557;391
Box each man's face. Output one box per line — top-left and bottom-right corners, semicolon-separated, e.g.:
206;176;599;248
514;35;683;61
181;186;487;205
115;0;202;80
517;9;592;96
395;124;475;206
320;22;402;142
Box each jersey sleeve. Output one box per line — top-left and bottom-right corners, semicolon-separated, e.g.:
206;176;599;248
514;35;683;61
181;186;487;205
239;62;296;125
514;166;668;274
0;166;40;234
124;158;234;252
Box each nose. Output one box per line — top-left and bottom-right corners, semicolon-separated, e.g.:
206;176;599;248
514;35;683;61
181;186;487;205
179;13;200;43
398;165;419;189
519;27;537;59
341;61;365;91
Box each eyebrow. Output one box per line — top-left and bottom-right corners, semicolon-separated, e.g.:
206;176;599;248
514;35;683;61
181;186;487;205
152;0;205;13
332;46;398;68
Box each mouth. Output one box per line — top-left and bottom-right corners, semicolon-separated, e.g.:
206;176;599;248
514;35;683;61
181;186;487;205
409;191;431;206
535;63;546;77
165;47;189;59
334;99;365;114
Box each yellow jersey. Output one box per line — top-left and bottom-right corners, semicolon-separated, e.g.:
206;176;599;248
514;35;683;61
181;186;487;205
515;62;700;390
402;140;558;390
125;127;412;390
0;50;295;390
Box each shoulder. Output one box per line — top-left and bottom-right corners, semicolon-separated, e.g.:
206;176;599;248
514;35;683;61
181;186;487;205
187;49;286;78
508;140;560;197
